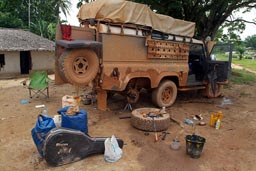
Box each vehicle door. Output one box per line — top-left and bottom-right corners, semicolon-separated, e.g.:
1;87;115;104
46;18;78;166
207;44;233;94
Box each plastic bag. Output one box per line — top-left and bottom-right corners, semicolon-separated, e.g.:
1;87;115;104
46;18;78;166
31;114;56;156
104;135;123;162
53;114;61;128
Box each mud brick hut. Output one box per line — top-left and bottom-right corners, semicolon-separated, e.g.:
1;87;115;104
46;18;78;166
0;28;55;77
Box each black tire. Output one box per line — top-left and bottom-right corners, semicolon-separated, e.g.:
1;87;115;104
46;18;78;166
131;108;170;132
152;80;177;107
58;50;69;83
58;49;99;85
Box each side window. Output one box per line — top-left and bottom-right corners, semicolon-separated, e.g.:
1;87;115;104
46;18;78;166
189;44;205;61
0;54;5;71
188;44;206;77
210;45;232;61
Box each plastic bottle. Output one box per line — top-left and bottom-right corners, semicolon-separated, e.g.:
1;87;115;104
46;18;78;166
215;119;221;129
42;107;48;116
160;107;166;114
184;118;194;126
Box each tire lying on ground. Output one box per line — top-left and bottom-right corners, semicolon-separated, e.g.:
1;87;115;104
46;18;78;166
58;49;99;85
131;108;170;132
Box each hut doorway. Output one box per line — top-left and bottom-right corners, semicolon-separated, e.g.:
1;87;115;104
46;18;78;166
20;51;32;74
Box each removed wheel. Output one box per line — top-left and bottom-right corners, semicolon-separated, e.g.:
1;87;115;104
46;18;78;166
152;80;177;107
58;49;99;85
131;108;170;131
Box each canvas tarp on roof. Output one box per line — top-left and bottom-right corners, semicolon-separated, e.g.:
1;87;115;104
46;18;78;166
77;0;195;37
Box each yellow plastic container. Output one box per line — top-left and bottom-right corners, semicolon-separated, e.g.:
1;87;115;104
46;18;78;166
210;111;222;128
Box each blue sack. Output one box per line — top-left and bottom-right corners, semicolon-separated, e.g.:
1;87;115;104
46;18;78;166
31;115;56;157
58;106;88;134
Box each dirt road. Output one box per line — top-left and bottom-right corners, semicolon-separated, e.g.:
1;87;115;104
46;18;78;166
232;63;256;74
0;78;255;171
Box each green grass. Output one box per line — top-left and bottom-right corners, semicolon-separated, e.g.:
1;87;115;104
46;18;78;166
230;69;256;85
214;53;229;61
232;58;256;71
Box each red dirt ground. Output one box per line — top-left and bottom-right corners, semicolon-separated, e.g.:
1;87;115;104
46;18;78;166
0;78;255;171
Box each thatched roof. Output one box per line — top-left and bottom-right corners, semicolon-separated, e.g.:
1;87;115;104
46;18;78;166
0;28;55;51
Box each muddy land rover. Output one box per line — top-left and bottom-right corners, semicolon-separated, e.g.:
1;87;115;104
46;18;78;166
55;0;232;111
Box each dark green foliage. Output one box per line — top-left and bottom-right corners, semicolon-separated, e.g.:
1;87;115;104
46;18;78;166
0;12;24;28
236;46;246;60
132;0;256;40
216;20;246;43
0;0;70;40
245;35;256;50
1;0;255;42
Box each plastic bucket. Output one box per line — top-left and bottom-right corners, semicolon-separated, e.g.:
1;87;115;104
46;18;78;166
185;135;206;158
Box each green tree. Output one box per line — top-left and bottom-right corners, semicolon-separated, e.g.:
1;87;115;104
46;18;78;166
77;0;95;8
0;0;71;40
132;0;256;40
30;20;56;40
236;46;246;60
215;20;246;43
47;23;57;41
0;11;24;28
245;35;256;50
0;0;28;28
52;0;71;20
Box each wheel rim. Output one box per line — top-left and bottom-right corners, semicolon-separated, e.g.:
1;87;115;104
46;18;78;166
161;87;173;104
73;56;89;75
127;89;140;104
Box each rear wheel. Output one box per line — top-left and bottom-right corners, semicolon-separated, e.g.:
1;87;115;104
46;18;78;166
58;49;99;85
152;80;177;107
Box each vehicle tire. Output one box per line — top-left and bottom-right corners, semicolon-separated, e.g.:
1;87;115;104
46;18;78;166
152;80;177;107
131;108;170;132
58;49;99;85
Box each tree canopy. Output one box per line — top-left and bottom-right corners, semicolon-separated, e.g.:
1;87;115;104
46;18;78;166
132;0;256;41
245;35;256;50
1;0;255;43
0;0;71;40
